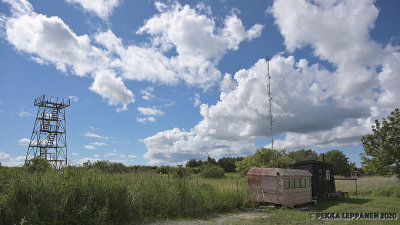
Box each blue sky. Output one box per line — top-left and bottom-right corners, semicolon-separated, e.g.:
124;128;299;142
0;0;399;167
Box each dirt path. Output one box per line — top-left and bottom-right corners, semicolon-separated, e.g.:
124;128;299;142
147;208;269;225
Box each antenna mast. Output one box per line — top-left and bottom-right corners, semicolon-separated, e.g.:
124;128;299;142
266;57;273;150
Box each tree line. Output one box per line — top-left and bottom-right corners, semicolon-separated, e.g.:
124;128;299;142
16;148;362;179
182;148;359;178
234;148;358;177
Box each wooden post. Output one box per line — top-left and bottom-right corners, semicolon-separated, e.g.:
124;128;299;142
355;179;358;197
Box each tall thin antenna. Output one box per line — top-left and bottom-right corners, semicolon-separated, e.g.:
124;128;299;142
266;56;273;150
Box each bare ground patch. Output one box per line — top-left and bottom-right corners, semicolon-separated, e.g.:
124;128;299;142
146;208;269;225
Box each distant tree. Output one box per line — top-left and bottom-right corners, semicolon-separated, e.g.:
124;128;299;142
217;156;244;173
287;149;318;162
25;158;51;173
320;150;352;176
205;156;217;165
361;108;400;178
185;159;203;168
235;148;294;177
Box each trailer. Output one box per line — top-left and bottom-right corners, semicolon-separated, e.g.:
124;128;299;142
247;168;312;208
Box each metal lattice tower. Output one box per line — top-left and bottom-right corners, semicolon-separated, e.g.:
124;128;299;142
266;56;273;150
25;95;70;168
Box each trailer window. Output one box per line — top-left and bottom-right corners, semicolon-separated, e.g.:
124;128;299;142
306;178;310;187
326;170;330;180
284;178;290;189
290;178;295;189
295;178;300;188
301;178;305;188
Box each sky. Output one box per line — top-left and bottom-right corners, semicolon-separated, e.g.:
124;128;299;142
0;0;399;167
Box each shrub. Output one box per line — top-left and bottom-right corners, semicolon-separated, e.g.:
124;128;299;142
200;165;225;178
24;158;51;173
91;160;127;173
235;148;293;177
172;165;190;178
156;165;171;174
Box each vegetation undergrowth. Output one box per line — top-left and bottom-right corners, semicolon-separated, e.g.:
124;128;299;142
0;166;248;225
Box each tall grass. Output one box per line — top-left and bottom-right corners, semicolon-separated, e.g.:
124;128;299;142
335;176;400;197
0;167;248;225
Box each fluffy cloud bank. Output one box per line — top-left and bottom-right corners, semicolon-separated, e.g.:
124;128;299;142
268;0;399;105
142;128;256;165
143;0;400;165
1;0;134;110
143;56;368;164
0;151;25;166
1;0;262;111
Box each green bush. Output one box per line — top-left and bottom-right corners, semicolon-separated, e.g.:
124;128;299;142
200;165;225;178
92;160;127;173
156;165;171;174
24;158;51;173
171;165;190;178
235;147;294;177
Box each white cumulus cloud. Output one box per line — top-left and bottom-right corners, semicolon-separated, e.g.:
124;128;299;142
137;106;164;116
268;0;386;99
84;145;96;150
140;87;156;100
1;0;133;111
18;138;30;145
90;142;108;146
17;111;33;117
136;1;263;89
69;96;79;102
66;0;120;20
136;116;156;124
142;49;397;165
142;128;255;165
85;132;109;139
1;1;262;111
0;151;11;160
89;69;135;112
0;152;25;166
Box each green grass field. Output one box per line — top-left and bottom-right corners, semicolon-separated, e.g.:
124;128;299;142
335;176;400;198
147;196;400;225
